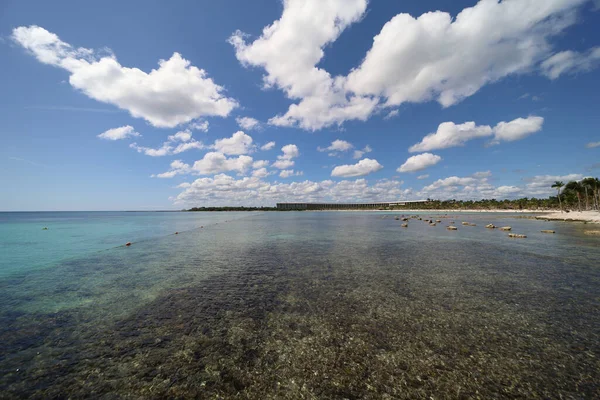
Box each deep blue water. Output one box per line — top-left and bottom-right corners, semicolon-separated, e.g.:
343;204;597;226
0;211;598;398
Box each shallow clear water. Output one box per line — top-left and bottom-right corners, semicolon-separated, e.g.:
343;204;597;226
0;211;249;277
1;212;599;398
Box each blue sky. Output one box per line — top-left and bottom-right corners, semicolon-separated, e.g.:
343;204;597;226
1;0;599;211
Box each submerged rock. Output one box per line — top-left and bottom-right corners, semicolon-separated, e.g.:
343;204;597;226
429;223;436;226
461;222;469;225
540;230;555;234
499;227;512;231
508;233;527;238
401;223;408;228
447;226;458;230
485;224;496;229
584;230;600;235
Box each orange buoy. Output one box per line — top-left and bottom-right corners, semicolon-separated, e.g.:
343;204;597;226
125;242;132;246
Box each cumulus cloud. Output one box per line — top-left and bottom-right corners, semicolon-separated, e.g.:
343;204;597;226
230;0;587;130
272;144;299;169
398;153;442;173
522;173;583;196
260;141;276;151
331;158;383;177
130;129;204;156
252;160;270;169
211;131;255;155
279;169;304;178
12;25;237;128
541;47;600;79
346;0;587;108
173;175;409;207
417;174;429;180
586;141;600;148
418;171;517;199
409;116;543;152
353;145;373;159
409;122;492;152
230;0;377;130
252;167;272;178
318;139;354;156
236;116;261;130
153;152;254;177
97;125;140;140
491;116;544;144
189;120;209;132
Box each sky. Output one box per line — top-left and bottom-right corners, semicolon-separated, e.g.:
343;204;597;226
1;0;599;211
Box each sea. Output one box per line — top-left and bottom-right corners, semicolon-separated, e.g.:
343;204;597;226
0;211;598;398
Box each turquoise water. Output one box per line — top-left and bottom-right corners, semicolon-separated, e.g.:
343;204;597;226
1;212;599;398
0;211;251;277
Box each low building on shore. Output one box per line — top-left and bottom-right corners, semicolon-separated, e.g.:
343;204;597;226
276;200;428;210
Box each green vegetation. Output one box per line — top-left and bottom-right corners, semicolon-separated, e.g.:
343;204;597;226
187;177;600;212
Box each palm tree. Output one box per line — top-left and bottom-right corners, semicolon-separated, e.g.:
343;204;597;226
551;181;564;212
582;177;596;211
565;180;584;212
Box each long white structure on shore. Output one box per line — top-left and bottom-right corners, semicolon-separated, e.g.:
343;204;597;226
276;200;428;210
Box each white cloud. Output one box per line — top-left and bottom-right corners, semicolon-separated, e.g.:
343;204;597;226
252;167;272;178
491;116;544;144
522;173;583;196
252;160;270;169
586;141;600;148
346;0;586;108
230;0;377;131
211;131;255;155
398;153;442;173
541;47;600;79
151;160;191;178
260;141;276;151
272;159;295;170
417;174;429;180
409;121;492;152
130;129;204;156
384;110;399;120
272;144;300;169
192;152;253;175
153;153;254;177
13;25;237;128
189;120;209;132
409;116;544;152
353;145;373;159
97;125;140;140
279;169;304;178
280;144;299;159
230;0;587;130
236;116;261;130
331;158;383;177
417;171;585;200
173;175;409;206
318;139;354;155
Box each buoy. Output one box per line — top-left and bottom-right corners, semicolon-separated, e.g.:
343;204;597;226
125;242;132;246
175;232;179;235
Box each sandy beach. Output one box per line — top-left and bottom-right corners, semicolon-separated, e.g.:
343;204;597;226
537;210;600;224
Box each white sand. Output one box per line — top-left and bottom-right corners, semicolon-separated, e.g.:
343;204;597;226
539;210;600;224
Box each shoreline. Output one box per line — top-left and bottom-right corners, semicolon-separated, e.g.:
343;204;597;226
535;210;600;224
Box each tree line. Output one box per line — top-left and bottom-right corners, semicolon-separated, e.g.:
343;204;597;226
186;177;599;212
